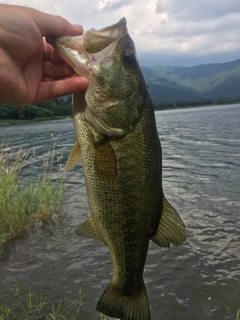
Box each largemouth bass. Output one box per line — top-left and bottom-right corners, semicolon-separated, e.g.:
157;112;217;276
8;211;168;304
49;18;186;320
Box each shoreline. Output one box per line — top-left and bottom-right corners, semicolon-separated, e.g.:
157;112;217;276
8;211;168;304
0;116;72;126
0;102;240;126
154;101;240;111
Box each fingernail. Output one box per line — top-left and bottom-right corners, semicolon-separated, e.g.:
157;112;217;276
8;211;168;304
73;24;84;33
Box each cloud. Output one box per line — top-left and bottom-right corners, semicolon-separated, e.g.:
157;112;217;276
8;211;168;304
156;0;240;21
98;0;133;12
3;0;240;66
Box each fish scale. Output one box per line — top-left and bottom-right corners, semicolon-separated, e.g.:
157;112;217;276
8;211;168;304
49;17;187;320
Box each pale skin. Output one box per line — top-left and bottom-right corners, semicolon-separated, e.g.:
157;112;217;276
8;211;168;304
0;4;89;106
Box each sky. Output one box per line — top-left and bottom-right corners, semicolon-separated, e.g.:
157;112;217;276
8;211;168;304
2;0;240;67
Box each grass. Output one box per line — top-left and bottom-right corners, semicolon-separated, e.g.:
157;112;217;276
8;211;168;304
0;145;66;249
225;306;240;320
0;281;111;320
0;281;88;320
236;309;240;320
0;282;238;320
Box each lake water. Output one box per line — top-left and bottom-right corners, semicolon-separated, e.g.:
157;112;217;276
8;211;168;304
0;104;239;320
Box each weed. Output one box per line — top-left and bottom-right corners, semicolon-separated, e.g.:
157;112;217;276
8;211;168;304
224;303;240;320
0;281;90;320
0;145;65;249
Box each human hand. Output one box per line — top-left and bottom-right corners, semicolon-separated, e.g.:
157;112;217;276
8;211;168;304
0;4;89;106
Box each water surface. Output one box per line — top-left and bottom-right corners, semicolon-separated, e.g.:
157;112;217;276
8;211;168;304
0;104;239;319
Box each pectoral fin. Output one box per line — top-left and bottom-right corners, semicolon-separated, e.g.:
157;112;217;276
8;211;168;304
94;137;117;184
152;195;187;248
75;216;106;245
64;141;83;171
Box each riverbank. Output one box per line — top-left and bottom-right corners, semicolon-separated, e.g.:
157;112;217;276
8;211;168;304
1;102;240;126
0;281;110;320
154;101;240;111
0;116;71;126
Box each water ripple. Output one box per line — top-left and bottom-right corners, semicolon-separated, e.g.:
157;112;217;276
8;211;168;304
0;105;240;319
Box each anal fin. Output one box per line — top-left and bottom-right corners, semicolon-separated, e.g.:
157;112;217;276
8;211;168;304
75;216;106;245
152;195;187;248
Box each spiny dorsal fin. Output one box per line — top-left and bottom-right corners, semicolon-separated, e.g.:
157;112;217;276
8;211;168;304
75;216;106;245
64;141;82;171
152;195;187;248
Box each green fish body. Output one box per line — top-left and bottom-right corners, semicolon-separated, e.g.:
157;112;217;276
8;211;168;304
49;18;186;320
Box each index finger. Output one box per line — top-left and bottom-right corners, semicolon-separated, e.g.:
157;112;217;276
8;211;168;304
23;6;84;37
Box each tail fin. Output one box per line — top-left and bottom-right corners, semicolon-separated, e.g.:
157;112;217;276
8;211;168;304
96;282;151;320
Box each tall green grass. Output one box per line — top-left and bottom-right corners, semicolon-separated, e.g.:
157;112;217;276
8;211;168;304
0;281;238;320
0;281;88;320
0;281;111;320
225;306;240;320
0;145;65;249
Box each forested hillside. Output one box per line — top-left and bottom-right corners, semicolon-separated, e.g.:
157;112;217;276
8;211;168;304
0;97;72;120
145;58;240;103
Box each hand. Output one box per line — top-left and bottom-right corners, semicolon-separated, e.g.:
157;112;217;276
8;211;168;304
0;4;89;106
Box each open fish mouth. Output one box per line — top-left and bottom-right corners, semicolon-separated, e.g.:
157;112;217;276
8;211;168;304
47;18;128;79
48;18;138;136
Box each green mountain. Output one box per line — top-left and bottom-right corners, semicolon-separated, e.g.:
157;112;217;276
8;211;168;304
142;58;240;103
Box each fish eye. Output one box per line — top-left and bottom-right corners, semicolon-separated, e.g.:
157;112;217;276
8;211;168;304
122;50;136;66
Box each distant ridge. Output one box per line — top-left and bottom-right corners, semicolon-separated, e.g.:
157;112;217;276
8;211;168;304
142;58;240;103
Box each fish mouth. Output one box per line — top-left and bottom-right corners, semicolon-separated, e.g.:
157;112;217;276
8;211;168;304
47;35;90;78
47;18;128;79
48;18;136;137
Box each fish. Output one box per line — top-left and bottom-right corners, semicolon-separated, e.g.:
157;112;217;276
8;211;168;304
48;18;187;320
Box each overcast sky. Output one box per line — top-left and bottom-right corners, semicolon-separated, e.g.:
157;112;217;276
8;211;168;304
2;0;240;67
